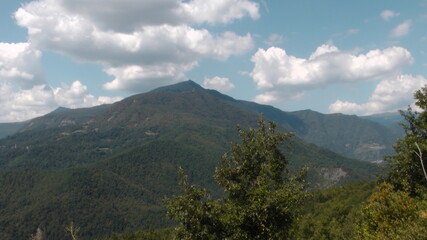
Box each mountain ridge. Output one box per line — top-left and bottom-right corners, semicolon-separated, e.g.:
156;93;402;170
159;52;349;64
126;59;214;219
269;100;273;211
0;80;402;162
0;80;383;239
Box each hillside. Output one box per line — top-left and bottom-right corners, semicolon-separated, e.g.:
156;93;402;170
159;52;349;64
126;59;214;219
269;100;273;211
0;81;401;162
157;81;401;162
361;111;404;136
288;110;399;162
0;121;26;139
0;81;380;239
229;103;400;162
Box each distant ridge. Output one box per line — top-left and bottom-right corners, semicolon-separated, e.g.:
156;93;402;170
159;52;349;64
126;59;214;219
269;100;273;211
0;121;26;139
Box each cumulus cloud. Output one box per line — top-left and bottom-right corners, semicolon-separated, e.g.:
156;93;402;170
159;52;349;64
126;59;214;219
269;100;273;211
183;0;260;24
103;63;196;92
58;0;259;32
0;42;44;88
0;78;122;122
391;20;412;38
249;43;424;114
249;44;413;103
14;0;258;93
0;83;56;122
54;81;122;108
0;79;122;122
380;10;400;21
0;42;54;122
1;0;258;122
0;41;121;122
202;76;235;92
329;75;427;115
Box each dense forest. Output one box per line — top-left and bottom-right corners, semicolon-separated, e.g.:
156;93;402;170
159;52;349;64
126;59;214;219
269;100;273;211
100;86;427;239
1;81;424;239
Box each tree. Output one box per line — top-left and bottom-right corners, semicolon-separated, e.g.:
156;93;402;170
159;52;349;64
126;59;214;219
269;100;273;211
357;86;427;239
356;183;427;240
383;86;427;196
165;119;307;240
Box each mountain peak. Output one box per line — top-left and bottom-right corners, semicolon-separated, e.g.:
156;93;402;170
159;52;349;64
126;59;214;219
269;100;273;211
51;107;71;114
150;80;204;93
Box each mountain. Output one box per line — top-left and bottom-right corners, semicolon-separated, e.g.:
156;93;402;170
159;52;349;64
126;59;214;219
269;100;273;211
0;80;381;239
361;111;404;136
287;110;400;162
0;121;27;139
0;81;401;162
155;81;401;162
171;82;402;162
233;104;400;162
19;105;111;132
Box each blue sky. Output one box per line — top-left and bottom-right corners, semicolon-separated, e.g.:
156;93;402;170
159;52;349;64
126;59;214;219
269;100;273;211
1;0;427;122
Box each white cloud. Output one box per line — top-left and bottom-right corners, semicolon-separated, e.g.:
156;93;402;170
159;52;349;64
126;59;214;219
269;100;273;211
0;41;121;122
380;10;400;21
249;44;413;103
103;63;196;92
0;78;122;122
0;83;56;122
329;75;427;115
183;0;260;24
14;0;257;93
2;0;258;122
0;42;44;88
391;20;412;38
0;42;54;122
58;0;184;32
202;76;235;92
58;0;259;32
54;81;122;108
253;90;304;104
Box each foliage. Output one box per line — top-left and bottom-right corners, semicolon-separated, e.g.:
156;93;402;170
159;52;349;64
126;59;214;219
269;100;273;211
288;110;400;162
97;228;174;240
383;86;427;196
165;119;308;240
356;183;427;240
291;181;375;240
0;82;379;239
0;140;206;240
357;86;427;240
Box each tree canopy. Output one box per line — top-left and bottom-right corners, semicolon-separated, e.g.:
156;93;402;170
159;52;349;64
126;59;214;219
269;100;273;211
357;86;427;239
383;86;427;196
165;119;307;240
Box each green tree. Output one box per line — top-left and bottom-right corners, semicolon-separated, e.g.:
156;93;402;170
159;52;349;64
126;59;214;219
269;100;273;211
383;86;427;196
165;119;307;240
357;86;427;240
356;183;427;240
